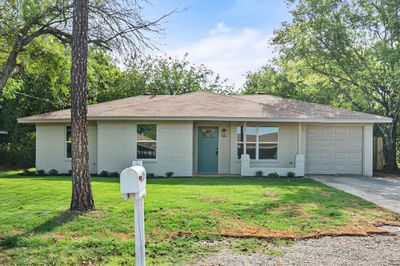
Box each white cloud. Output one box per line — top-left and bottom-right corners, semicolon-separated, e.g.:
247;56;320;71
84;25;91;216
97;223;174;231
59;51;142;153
210;22;232;35
163;23;275;89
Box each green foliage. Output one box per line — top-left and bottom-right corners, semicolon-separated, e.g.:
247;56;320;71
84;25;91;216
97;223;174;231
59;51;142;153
165;171;174;178
0;173;395;265
287;172;295;178
99;170;109;177
22;169;35;176
131;54;233;95
147;173;155;178
255;170;263;177
267;172;280;178
48;169;58;175
109;172;119;178
266;0;400;170
36;169;45;175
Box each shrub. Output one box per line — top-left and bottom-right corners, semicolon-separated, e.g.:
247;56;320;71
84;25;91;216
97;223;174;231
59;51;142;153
267;172;280;178
165;171;174;178
255;170;263;177
99;170;109;177
22;169;35;176
36;169;46;175
287;171;295;178
109;171;119;178
147;173;155;178
48;169;58;175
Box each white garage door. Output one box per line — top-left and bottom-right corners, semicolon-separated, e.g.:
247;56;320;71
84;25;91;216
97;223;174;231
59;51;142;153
306;126;363;175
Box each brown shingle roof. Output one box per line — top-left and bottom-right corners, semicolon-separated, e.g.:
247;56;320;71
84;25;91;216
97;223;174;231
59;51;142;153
18;91;391;123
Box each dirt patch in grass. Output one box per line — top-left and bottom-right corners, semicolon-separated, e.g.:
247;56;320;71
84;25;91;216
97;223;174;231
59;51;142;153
172;208;400;240
264;192;278;199
199;196;227;204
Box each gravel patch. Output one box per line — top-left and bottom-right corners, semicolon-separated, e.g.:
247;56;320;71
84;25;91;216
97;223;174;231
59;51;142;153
191;232;400;266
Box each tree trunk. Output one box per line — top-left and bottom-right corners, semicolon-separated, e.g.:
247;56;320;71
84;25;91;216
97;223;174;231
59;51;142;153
70;0;94;211
385;120;398;172
0;37;22;93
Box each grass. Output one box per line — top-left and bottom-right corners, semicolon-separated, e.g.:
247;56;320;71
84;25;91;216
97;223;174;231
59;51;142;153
0;172;399;265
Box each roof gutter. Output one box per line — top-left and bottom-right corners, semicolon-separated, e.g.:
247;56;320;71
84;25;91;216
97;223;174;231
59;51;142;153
18;116;392;124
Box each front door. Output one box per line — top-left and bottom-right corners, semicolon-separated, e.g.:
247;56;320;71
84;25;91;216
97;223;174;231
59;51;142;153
198;127;218;173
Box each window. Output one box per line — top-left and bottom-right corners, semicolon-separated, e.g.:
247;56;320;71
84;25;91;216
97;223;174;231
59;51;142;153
237;126;244;159
66;126;72;159
237;126;278;160
137;124;157;159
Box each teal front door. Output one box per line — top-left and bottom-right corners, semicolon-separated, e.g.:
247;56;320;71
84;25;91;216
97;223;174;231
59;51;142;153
198;127;218;173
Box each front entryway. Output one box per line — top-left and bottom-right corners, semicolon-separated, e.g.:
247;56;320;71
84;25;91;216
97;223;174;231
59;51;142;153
198;127;218;173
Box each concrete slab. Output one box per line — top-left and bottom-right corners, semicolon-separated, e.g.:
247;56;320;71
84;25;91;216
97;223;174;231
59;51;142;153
310;175;400;213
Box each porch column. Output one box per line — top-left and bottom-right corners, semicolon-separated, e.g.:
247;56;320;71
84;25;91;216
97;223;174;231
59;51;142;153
243;122;247;156
298;122;306;154
240;154;250;176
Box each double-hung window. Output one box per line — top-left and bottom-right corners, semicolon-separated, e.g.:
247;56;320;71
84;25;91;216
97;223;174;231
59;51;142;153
66;126;72;159
237;126;278;160
137;124;157;159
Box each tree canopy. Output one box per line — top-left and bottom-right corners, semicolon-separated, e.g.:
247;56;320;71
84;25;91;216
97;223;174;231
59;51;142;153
245;0;400;170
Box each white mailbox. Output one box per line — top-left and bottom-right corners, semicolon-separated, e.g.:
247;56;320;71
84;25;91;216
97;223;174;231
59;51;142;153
120;161;146;200
120;161;147;266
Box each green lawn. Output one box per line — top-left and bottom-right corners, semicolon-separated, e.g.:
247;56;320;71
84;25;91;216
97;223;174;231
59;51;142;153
0;172;398;265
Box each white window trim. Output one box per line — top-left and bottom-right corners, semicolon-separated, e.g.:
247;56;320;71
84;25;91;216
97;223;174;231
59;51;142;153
237;125;279;161
65;125;72;160
136;124;157;160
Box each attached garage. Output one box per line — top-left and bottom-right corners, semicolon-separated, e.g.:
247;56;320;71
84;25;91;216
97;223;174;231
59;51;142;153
306;125;363;175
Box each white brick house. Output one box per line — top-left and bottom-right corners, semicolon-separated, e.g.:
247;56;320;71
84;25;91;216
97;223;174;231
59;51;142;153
19;91;391;177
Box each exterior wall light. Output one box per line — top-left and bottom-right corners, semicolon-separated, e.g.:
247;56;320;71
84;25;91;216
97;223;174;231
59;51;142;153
221;128;227;137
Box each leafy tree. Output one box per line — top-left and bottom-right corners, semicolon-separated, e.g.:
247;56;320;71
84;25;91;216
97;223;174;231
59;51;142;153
243;63;342;106
131;53;233;95
270;0;400;170
0;0;171;94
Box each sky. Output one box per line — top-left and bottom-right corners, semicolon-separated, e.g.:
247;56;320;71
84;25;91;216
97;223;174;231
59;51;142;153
144;0;292;89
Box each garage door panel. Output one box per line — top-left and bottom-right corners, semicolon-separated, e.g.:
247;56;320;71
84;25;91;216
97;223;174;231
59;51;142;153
348;127;362;135
347;152;362;160
334;127;347;135
308;127;321;135
306;126;362;175
334;139;346;148
322;127;334;135
307;138;320;147
321;138;334;146
320;152;333;159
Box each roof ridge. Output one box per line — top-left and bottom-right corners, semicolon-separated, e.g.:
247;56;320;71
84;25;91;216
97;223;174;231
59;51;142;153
239;94;381;117
222;93;312;117
99;94;175;114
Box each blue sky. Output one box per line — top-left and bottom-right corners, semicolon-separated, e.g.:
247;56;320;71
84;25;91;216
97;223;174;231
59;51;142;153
145;0;292;88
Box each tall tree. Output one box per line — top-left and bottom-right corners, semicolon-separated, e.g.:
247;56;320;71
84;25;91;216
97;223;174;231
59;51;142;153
131;54;232;95
0;0;172;94
272;0;400;171
0;0;172;211
70;0;93;211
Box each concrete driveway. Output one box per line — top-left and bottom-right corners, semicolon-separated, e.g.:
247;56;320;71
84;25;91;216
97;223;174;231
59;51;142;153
310;176;400;213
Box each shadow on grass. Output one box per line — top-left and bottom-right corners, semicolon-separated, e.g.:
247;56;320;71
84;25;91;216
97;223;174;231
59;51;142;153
32;210;81;234
0;210;81;249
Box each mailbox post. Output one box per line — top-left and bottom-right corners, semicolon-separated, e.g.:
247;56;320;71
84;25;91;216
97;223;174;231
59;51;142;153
120;161;147;266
